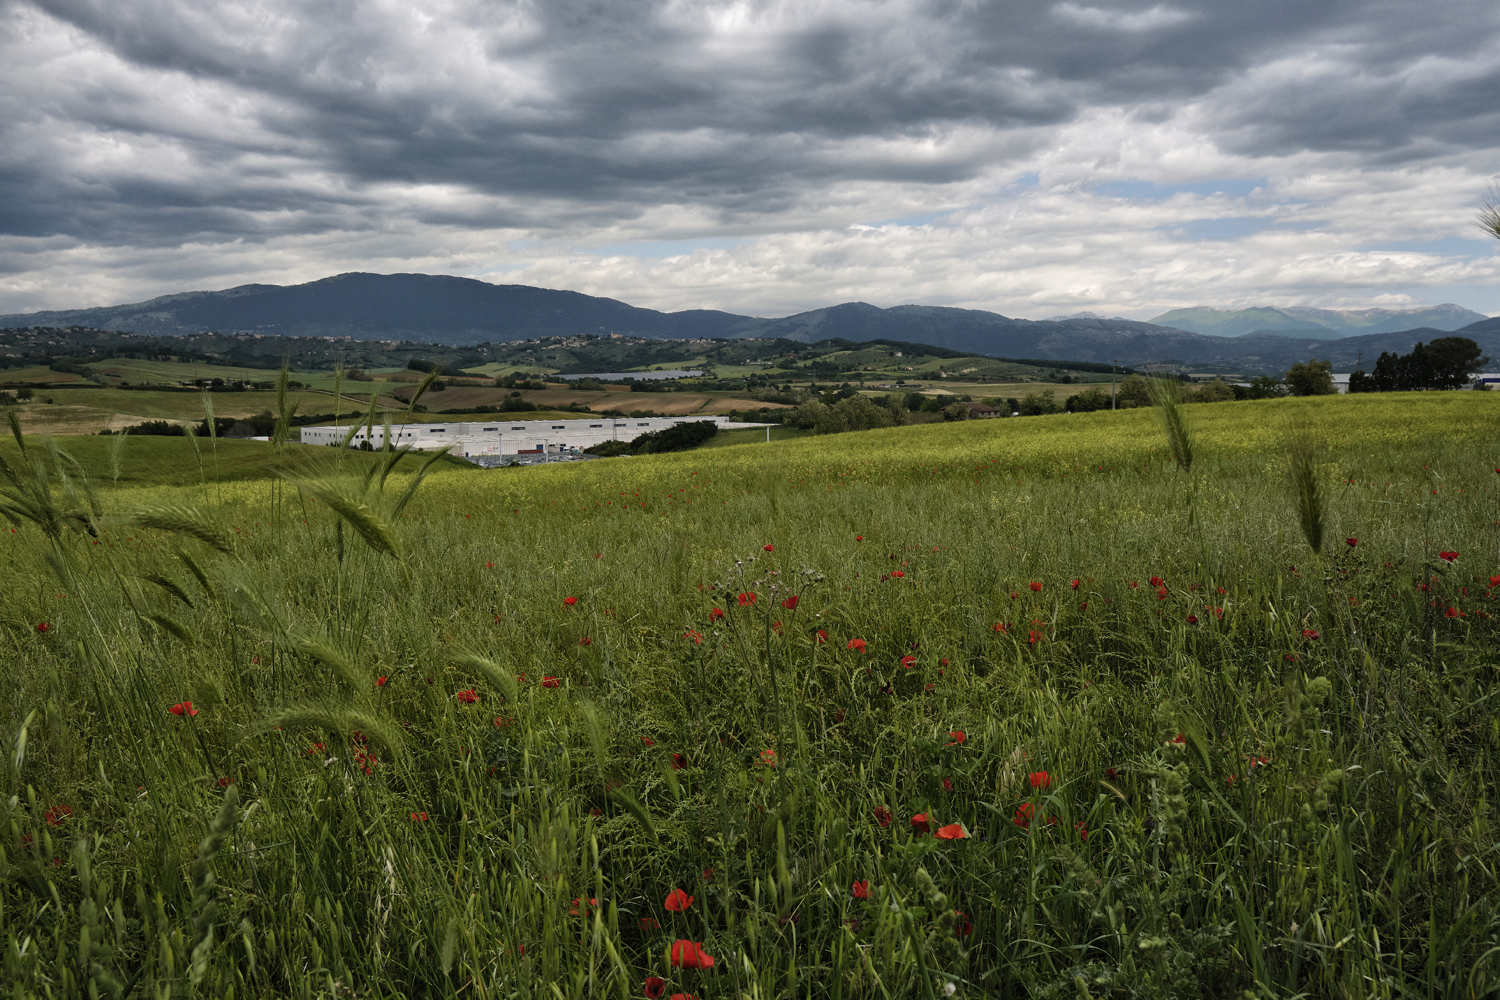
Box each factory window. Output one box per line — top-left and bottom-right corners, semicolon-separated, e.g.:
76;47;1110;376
552;425;565;430
637;422;649;427
430;428;446;433
483;427;498;432
512;426;526;430
590;424;603;428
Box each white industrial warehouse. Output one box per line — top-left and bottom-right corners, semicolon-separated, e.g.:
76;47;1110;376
299;415;773;457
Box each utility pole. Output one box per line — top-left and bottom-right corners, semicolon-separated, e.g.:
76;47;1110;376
1111;359;1120;410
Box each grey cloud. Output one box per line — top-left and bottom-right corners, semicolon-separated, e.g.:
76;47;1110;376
2;0;1499;253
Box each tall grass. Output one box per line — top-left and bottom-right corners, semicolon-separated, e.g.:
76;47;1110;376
2;393;1499;998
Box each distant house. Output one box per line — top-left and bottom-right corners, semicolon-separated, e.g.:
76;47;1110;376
964;402;1003;419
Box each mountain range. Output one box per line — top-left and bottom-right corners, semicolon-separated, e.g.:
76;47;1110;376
1146;304;1486;339
1;272;1494;375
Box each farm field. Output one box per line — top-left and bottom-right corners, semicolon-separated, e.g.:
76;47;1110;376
4;387;383;435
3;392;1499;998
391;382;783;416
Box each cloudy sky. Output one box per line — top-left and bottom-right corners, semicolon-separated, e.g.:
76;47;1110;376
2;0;1498;320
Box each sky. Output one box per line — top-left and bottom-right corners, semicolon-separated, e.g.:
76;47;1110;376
1;0;1498;321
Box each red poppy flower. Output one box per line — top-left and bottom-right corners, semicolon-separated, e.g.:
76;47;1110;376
1186;614;1199;624
376;675;388;687
940;657;949;666
763;543;774;552
1302;629;1320;640
456;689;479;704
1440;551;1459;562
847;638;866;652
833;709;845;723
1029;581;1042;592
670;940;715;969
1346;537;1357;547
891;569;906;579
644;976;667;999
942;778;954;791
568;897;598;916
1070;579;1080;589
640;917;661;931
780;595;799;610
664;889;694;912
935;822;966;840
911;813;930;835
494;716;512;727
411;811;428;821
169;701;198;717
541;676;560;688
35;622;50;633
1027;630;1044;645
737;592;757;606
1445;606;1464;618
1284;653;1298;663
1489;576;1500;588
855;535;863;541
670;993;700;1000
873;806;892;827
816;629;828;643
899;655;916;669
953;912;974;937
1014;802;1035;828
1074;820;1089;841
564;596;578;606
683;630;703;644
1029;771;1051;791
944;731;967;747
992;622;1008;633
1104;767;1118;779
580;637;593;646
1150;576;1165;587
702;868;714;880
671;753;687;770
44;805;72;826
1172;732;1186;744
852;879;871;899
709;608;724;621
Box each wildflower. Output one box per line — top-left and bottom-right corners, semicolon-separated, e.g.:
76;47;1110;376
899;655;916;669
1172;733;1186;744
169;701;198;717
564;596;578;606
1075;820;1089;841
942;778;954;791
702;868;714;880
855;535;863;541
670;993;700;1000
1346;537;1357;547
953;912;973;937
640;918;661;931
1217;586;1227;594
1302;629;1320;640
683;630;703;644
568;897;598;916
1440;551;1459;562
992;622;1008;633
1071;578;1080;589
664;888;694;911
1284;653;1298;663
947;731;966;745
940;657;949;666
671;753;687;770
541;676;560;688
1029;771;1051;791
852;879;871;899
816;629;828;643
1027;629;1044;645
376;675;388;687
847;638;867;652
36;622;50;633
763;544;774;552
1445;606;1464;618
781;595;800;610
709;607;724;621
935;823;966;840
873;806;892;827
1489;576;1500;588
1187;614;1198;624
1029;581;1042;592
411;811;428;821
670;940;715;969
911;813;930;835
1150;576;1164;587
1013;802;1035;829
833;709;845;722
456;689;479;704
44;805;72;826
891;569;906;578
1104;767;1118;779
737;592;757;606
580;637;593;646
1155;587;1168;601
644;977;667;999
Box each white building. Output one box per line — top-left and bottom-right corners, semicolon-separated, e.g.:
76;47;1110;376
298;415;771;457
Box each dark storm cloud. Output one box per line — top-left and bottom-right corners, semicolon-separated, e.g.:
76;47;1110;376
2;0;1499;248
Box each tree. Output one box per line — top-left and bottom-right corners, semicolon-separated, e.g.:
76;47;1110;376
1285;359;1336;396
1064;386;1111;412
1347;369;1374;393
1017;389;1061;416
1424;337;1488;389
16;387;33;401
1190;380;1235;403
1241;376;1288;400
941;402;969;421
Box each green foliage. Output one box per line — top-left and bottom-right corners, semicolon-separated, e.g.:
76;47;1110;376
3;395;1500;997
1285;358;1336;396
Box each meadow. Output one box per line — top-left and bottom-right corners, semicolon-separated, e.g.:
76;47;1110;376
2;392;1499;999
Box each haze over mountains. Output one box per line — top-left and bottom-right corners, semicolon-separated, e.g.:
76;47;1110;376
1;272;1494;375
1146;304;1486;339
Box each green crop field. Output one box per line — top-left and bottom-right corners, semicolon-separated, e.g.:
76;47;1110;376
3;392;1499;998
